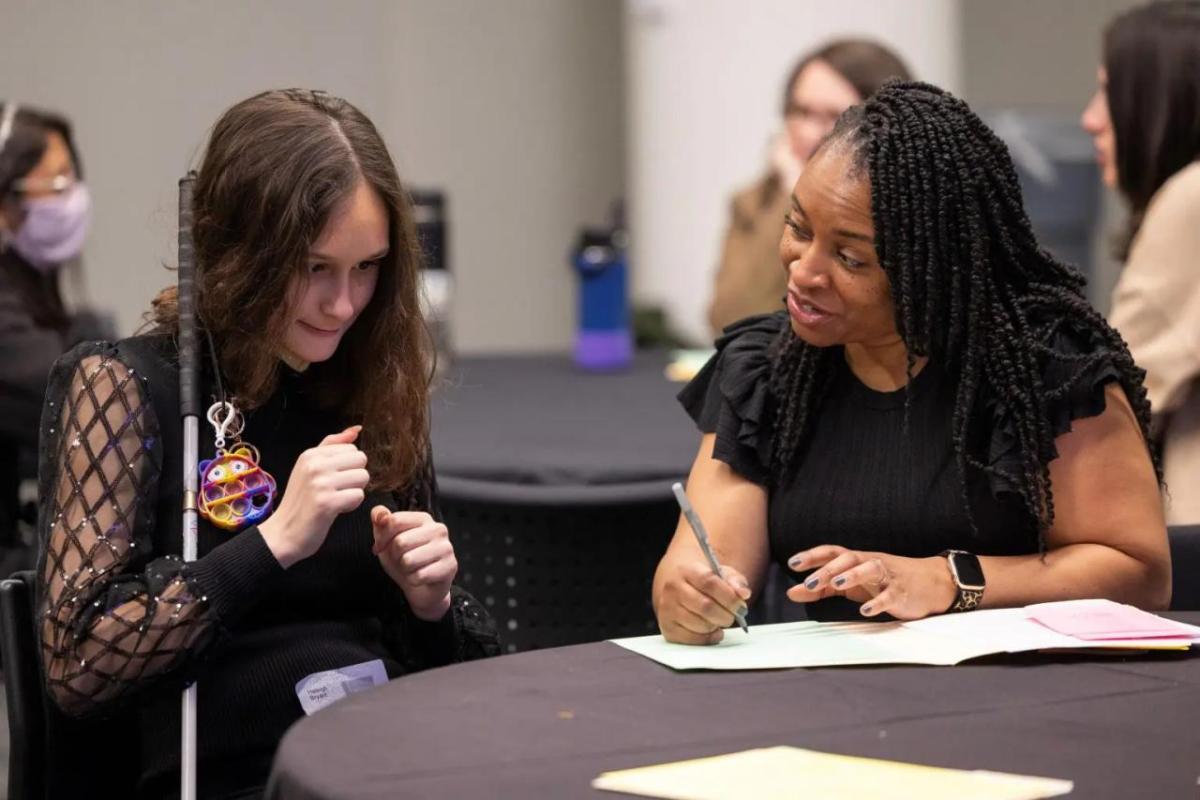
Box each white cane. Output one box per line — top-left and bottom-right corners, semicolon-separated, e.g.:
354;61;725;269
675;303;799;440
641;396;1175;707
177;173;200;800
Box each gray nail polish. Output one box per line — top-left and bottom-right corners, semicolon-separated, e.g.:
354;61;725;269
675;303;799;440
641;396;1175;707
804;576;819;590
832;576;846;588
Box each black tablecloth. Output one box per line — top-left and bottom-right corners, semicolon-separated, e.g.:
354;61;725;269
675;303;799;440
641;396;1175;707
430;352;699;488
268;615;1200;799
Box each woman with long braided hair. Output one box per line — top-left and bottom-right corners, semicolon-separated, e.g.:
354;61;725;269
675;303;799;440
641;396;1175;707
654;81;1170;641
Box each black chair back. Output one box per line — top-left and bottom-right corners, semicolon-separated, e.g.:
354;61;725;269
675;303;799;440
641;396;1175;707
440;478;677;653
1;571;45;800
2;570;142;800
1169;524;1200;611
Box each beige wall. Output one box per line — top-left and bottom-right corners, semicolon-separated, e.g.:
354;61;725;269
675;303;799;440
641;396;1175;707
0;0;625;353
1;1;1142;350
960;0;1137;109
383;1;626;353
959;0;1142;312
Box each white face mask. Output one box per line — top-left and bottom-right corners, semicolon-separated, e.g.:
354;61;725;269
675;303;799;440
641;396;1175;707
10;182;91;271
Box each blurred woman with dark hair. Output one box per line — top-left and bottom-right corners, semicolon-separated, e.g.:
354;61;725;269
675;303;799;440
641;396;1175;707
35;89;498;799
707;39;911;335
1082;0;1200;524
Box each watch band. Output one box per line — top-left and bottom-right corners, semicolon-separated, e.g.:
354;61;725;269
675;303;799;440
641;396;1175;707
940;549;985;613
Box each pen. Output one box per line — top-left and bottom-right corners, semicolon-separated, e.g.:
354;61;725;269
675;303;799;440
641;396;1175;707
671;481;750;634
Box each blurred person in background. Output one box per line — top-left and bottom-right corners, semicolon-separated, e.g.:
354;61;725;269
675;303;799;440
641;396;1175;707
0;102;95;572
1082;0;1200;524
707;39;910;336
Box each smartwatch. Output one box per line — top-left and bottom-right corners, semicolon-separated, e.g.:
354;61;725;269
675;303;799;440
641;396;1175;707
940;549;985;613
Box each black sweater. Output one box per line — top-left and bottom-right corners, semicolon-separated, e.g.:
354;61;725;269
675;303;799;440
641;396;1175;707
35;334;498;799
681;313;1122;621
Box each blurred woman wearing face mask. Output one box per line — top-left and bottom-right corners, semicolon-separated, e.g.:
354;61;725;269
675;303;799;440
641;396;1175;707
0;102;91;560
0;103;91;436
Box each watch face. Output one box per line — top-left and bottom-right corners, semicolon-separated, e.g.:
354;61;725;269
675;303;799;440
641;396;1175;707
950;552;986;590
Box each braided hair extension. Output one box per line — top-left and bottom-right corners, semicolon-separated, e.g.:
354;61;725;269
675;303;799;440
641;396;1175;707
768;81;1160;546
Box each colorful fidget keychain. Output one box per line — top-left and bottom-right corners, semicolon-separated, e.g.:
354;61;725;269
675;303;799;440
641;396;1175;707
198;400;278;532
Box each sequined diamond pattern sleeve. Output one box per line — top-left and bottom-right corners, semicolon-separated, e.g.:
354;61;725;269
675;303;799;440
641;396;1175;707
36;348;216;717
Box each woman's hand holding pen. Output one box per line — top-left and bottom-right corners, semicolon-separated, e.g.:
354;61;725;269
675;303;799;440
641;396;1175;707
655;561;752;645
259;425;370;569
786;545;956;620
370;508;457;621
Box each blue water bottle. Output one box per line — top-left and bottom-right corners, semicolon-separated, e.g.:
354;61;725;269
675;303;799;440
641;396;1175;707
573;219;632;371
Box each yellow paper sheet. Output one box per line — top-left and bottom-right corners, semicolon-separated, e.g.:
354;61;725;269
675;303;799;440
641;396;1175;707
592;746;1074;800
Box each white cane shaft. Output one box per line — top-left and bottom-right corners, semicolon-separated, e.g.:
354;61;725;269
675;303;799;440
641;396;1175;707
183;416;199;560
182;684;198;800
181;415;199;798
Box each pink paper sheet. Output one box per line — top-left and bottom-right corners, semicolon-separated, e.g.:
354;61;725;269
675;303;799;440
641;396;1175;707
1027;600;1196;641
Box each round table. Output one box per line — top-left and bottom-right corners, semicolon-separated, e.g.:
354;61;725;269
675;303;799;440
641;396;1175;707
430;351;700;489
267;614;1200;799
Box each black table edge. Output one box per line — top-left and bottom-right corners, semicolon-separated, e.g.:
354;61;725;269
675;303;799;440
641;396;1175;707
437;475;684;505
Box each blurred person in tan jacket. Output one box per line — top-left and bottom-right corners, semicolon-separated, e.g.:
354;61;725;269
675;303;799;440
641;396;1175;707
1082;1;1200;523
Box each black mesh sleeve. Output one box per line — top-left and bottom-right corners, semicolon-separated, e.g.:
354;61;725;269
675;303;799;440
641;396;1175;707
36;348;216;716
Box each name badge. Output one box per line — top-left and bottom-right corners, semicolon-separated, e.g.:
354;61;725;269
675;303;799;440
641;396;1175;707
295;659;388;715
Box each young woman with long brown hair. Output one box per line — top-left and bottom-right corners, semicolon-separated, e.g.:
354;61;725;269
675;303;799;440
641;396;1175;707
34;89;498;799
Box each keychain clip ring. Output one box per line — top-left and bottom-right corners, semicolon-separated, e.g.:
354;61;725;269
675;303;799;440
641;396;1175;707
206;401;244;449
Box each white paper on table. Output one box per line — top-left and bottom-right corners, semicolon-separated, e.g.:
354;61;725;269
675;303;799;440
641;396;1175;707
611;605;1198;671
611;619;995;671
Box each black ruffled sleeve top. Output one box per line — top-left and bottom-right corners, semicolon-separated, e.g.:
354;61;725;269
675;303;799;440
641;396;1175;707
680;312;1124;620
